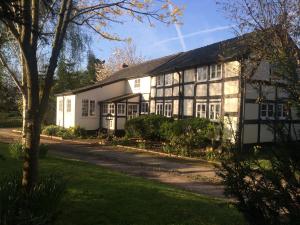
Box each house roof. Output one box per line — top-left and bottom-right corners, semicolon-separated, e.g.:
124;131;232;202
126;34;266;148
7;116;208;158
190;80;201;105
150;36;248;75
100;93;140;103
55;53;181;96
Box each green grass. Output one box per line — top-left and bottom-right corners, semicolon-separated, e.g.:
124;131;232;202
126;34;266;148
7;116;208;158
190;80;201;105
0;143;245;225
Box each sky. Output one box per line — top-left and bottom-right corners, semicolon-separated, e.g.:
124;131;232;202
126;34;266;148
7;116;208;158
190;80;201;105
90;0;236;61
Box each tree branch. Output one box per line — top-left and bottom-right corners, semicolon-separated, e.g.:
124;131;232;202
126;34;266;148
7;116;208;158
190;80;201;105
0;52;24;95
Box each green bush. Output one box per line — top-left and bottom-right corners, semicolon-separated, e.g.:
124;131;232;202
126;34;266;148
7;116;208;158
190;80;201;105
0;172;66;225
42;125;63;136
69;126;87;138
125;115;173;141
39;144;49;159
0;117;22;128
8;142;24;159
160;118;217;156
42;125;87;139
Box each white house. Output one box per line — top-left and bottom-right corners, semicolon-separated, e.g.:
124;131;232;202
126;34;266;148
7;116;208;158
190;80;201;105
56;36;300;145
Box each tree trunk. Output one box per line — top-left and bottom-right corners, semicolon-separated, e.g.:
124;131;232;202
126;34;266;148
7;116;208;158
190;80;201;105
22;104;41;190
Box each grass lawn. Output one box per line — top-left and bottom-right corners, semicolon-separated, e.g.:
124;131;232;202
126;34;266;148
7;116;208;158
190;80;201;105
0;143;245;225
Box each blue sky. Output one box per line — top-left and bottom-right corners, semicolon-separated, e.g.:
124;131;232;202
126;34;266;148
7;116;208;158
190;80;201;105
90;0;236;61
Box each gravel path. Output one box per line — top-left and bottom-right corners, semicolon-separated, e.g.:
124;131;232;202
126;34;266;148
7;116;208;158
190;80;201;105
0;128;225;199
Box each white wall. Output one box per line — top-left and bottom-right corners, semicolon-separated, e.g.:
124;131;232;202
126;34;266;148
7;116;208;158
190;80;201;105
75;80;126;130
56;95;76;128
126;76;151;94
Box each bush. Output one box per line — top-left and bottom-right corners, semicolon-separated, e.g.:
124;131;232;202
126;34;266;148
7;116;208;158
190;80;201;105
42;125;62;136
0;117;22;128
125;115;173;141
39;144;49;159
42;125;87;139
0;172;66;225
218;142;300;225
160;118;217;156
8;142;24;159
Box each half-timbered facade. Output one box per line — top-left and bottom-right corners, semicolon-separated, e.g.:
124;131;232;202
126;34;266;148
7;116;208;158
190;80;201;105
56;36;300;144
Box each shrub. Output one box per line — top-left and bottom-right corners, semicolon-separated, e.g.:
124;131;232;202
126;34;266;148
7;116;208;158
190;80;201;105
39;144;49;159
42;125;62;136
160;118;217;156
218;142;300;225
0;172;66;225
68;126;87;138
8;142;24;159
125;114;173;141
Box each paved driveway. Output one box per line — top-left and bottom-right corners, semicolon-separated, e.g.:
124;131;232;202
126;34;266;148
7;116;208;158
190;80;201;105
0;128;225;199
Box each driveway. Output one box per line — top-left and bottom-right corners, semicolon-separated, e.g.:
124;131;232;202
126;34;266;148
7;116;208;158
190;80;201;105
0;128;225;199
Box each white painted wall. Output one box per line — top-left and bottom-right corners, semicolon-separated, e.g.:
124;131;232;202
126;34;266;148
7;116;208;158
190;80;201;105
75;80;126;130
56;95;76;128
126;76;151;94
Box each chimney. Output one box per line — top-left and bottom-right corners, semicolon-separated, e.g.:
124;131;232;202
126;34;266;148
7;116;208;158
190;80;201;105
122;63;129;68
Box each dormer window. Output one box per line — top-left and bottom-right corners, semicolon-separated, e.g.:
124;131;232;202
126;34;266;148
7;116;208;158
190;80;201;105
134;79;140;88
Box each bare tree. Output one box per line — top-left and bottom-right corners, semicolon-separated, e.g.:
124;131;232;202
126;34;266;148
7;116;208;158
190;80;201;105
96;42;146;81
0;0;182;190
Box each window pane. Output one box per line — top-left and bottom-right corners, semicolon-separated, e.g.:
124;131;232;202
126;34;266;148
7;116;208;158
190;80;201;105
82;100;89;117
268;104;274;117
217;64;222;78
90;100;95;116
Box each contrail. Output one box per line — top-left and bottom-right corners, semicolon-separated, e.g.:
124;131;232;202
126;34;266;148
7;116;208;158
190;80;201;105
153;25;235;47
168;4;187;51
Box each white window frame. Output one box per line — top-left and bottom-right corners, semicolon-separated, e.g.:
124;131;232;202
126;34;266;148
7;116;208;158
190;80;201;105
117;103;126;116
164;74;172;86
261;103;274;119
209;102;221;120
134;78;140;89
108;103;115;115
196;103;206;118
197;66;208;82
66;99;71;112
210;64;222;80
82;99;89;117
127;104;139;119
164;103;172;117
89;100;96;116
157;75;163;87
141;102;149;114
277;103;288;119
103;103;108;114
156;103;163;115
59;100;63;112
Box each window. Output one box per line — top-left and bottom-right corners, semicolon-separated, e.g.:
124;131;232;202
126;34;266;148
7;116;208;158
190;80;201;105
128;104;138;119
66;99;71;112
109;103;115;114
197;66;208;81
261;103;274;119
82;99;89;117
141;102;149;114
209;102;221;120
157;75;163;86
164;103;172;117
277;104;288;119
89;100;95;116
134;79;140;88
210;64;222;80
103;103;108;114
117;103;126;115
59;100;63;112
196;103;206;118
165;74;172;86
156;103;163;115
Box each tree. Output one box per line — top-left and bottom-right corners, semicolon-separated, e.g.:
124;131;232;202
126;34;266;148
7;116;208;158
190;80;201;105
0;0;182;190
216;0;300;224
96;42;146;81
87;50;97;82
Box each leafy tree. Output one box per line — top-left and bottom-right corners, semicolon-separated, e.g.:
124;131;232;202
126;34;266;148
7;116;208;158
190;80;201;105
86;50;97;82
0;0;182;190
217;0;300;224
